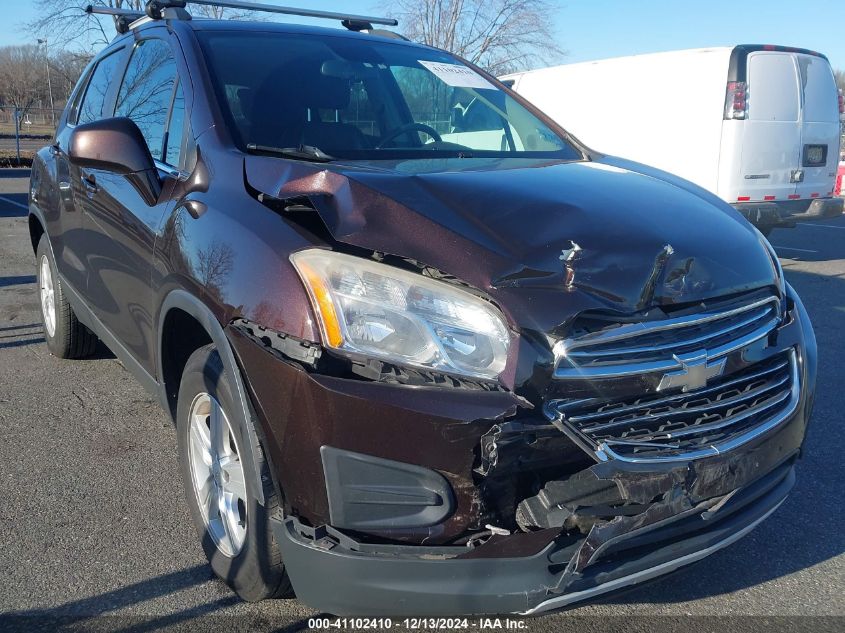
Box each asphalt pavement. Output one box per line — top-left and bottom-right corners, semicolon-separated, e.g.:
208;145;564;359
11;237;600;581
0;169;843;632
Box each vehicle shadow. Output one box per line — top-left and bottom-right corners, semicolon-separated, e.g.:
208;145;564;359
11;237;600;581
0;321;43;350
3;565;230;630
0;334;117;357
0;274;115;357
2;562;313;631
567;265;845;610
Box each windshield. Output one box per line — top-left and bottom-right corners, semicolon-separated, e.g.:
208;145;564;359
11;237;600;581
196;30;581;161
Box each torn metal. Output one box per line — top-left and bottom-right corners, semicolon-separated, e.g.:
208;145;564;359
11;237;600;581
231;318;322;368
559;240;581;290
637;243;675;309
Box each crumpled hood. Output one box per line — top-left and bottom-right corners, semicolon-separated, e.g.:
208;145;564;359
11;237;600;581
245;154;780;334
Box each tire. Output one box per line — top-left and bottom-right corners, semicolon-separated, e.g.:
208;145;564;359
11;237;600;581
36;235;98;359
176;343;292;601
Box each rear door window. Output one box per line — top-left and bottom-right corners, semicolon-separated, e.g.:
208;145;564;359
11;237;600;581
798;55;838;123
747;53;799;122
114;38;178;163
76;50;124;125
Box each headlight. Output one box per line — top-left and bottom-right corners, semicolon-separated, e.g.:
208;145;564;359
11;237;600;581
291;249;511;380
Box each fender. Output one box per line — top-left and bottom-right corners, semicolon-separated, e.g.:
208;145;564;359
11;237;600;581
157;289;265;505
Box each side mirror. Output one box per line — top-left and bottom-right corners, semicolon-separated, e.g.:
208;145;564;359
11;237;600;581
68;117;162;206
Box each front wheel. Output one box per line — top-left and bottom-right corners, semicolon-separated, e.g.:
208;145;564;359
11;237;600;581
176;343;292;601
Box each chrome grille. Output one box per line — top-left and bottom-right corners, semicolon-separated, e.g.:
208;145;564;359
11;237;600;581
554;296;781;379
548;350;798;462
547;295;799;462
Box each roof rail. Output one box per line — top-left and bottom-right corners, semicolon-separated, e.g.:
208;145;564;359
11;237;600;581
87;1;398;34
84;5;145;34
186;0;397;28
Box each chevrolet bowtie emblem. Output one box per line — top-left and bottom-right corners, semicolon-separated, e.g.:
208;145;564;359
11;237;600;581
657;352;727;392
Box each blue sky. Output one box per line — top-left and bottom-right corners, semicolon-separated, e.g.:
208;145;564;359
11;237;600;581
1;0;843;70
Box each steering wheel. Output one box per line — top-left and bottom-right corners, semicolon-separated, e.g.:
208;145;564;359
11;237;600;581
376;122;442;149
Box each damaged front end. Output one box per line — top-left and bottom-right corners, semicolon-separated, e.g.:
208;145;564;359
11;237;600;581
275;448;796;616
228;266;815;615
223;154;817;616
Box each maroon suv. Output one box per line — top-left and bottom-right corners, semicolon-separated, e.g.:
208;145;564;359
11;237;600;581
28;1;817;616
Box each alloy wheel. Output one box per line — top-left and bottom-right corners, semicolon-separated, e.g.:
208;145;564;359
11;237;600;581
39;254;56;338
187;392;248;557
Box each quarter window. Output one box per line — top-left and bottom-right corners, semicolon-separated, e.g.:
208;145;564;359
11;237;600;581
114;38;178;163
76;50;124;125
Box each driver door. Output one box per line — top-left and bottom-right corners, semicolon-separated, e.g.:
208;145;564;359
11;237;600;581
78;35;187;375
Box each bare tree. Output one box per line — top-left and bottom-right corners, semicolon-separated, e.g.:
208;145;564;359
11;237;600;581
384;0;563;75
196;240;235;299
50;49;93;104
27;1;259;51
27;1;143;51
0;46;48;116
190;4;259;20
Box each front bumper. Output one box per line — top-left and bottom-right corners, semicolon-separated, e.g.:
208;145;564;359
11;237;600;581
733;197;844;228
274;458;795;615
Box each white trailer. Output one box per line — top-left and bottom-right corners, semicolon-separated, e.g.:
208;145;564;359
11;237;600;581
501;45;844;233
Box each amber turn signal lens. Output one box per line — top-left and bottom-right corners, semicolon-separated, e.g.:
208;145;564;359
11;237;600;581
297;261;344;348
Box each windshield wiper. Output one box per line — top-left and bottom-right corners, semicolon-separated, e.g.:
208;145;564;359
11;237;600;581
246;143;334;162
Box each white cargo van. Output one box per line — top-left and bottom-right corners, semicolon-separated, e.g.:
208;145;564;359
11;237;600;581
501;45;844;234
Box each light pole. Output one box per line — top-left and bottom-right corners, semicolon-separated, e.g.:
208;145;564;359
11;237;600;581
37;38;55;126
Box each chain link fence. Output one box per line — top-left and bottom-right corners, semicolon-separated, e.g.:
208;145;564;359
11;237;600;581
0;106;62;166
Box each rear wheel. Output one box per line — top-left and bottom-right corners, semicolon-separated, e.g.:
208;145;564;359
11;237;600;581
177;344;292;601
36;235;98;359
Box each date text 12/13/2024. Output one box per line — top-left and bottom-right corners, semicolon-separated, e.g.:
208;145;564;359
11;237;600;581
308;618;529;629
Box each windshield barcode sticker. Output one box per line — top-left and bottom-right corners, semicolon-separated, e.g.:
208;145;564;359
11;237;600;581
418;60;496;90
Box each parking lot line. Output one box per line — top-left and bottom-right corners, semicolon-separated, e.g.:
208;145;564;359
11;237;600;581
772;245;819;254
797;223;845;230
0;195;28;210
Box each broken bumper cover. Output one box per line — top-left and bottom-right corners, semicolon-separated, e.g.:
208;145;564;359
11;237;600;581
274;458;795;616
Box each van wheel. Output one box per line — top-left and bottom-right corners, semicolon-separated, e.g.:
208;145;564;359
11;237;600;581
36;235;98;359
177;343;292;601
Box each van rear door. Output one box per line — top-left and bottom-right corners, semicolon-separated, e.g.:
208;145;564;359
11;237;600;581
737;52;801;202
794;54;840;200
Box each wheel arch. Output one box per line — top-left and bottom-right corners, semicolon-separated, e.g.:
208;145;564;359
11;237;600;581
28;214;45;255
157;289;265;505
